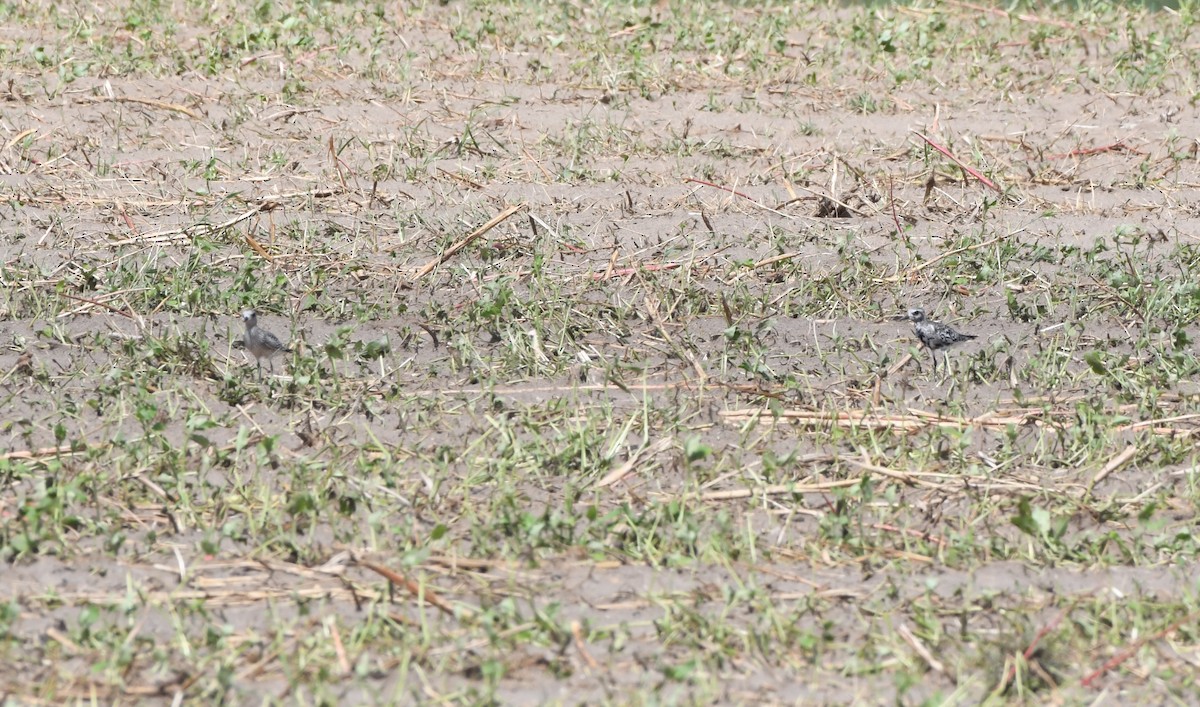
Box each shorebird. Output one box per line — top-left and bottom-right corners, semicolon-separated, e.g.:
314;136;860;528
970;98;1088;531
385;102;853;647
242;310;291;379
901;308;977;373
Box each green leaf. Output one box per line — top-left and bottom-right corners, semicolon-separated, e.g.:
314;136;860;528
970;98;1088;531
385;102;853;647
1011;497;1037;536
663;658;699;681
1031;506;1052;538
684;435;711;462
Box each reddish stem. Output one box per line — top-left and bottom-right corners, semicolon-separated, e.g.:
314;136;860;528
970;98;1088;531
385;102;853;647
913;131;1001;193
1081;610;1199;688
684;178;761;204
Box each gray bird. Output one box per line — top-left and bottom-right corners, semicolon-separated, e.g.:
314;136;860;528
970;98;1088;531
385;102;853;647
242;309;291;379
902;308;977;373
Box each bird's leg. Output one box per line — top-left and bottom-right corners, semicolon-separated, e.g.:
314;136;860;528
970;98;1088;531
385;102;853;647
938;352;953;384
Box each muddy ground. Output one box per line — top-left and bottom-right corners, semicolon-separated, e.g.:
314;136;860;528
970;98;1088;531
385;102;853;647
2;1;1200;705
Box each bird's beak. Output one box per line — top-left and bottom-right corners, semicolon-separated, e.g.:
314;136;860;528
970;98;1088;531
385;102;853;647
891;313;910;321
